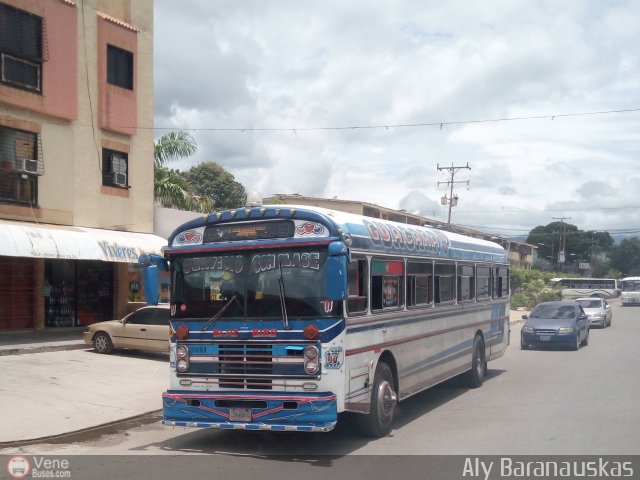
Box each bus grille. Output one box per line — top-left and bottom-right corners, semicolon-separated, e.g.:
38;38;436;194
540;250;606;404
218;343;273;389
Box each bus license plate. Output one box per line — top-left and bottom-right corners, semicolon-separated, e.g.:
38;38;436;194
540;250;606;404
230;408;252;422
539;335;551;341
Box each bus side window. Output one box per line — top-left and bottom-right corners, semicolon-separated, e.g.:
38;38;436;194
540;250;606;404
476;266;491;300
494;267;509;298
434;262;455;304
407;261;433;308
457;264;475;302
371;259;404;311
347;257;368;315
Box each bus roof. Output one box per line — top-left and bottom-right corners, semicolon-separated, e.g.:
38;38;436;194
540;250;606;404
166;204;508;263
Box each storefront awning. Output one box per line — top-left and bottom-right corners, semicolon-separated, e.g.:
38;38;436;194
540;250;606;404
0;220;167;263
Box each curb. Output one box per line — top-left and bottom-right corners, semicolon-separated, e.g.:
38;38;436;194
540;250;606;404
0;410;163;448
0;343;87;356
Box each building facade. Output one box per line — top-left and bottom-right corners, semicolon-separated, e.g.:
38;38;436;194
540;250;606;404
0;0;163;331
264;194;535;269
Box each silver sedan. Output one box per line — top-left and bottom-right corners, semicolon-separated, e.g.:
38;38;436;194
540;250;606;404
575;297;612;328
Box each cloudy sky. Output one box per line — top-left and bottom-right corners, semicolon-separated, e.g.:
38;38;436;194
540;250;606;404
153;0;640;240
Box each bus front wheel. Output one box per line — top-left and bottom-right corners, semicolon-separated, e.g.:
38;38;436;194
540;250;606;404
360;361;397;437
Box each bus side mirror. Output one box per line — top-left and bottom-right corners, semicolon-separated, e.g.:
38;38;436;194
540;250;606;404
326;242;348;302
143;265;159;306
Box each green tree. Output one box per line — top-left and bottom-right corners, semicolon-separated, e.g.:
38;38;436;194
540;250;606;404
153;131;215;213
181;162;246;210
608;238;640;276
526;222;614;270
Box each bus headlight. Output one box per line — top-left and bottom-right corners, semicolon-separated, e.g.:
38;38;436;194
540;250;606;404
305;359;319;374
304;345;319;374
176;345;190;372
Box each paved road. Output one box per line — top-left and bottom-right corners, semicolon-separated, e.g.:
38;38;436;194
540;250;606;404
2;302;639;458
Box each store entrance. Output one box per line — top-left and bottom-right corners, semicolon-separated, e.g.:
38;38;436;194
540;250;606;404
45;260;114;327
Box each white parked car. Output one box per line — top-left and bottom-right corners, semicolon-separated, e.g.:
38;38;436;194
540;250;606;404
83;305;170;354
574;297;612;328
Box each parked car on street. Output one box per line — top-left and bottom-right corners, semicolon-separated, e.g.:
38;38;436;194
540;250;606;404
575;297;612;328
521;301;589;351
83;305;170;354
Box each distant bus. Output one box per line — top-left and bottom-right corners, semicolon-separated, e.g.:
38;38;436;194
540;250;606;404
620;277;640;306
549;277;620;299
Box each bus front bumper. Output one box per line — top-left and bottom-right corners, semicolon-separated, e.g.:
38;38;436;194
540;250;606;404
162;390;338;432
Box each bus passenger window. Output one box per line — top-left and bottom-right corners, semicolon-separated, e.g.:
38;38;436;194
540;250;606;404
494;267;509;298
457;264;475;302
407;261;433;307
347;258;368;314
371;259;404;311
435;263;455;304
476;266;491;300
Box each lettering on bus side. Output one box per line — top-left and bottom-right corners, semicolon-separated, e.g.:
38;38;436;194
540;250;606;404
250;252;320;273
363;219;449;254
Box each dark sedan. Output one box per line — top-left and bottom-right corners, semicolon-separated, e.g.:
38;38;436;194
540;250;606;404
521;301;590;351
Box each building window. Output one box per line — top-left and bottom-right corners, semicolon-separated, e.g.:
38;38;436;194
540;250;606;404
102;148;128;188
0;125;39;205
0;3;43;92
107;44;133;90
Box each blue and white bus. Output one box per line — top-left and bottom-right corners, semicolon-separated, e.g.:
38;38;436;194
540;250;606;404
142;205;510;436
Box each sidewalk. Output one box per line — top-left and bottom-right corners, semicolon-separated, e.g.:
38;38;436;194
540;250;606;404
0;312;527;446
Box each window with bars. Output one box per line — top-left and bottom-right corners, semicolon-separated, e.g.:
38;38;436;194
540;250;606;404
102;148;129;188
107;44;133;90
0;125;39;205
0;3;43;92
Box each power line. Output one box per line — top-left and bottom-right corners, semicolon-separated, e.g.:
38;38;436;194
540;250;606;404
35;106;640;132
149;107;640;132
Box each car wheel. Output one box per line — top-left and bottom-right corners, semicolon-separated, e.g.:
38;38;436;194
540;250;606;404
572;332;580;351
94;332;113;354
520;338;529;350
466;335;486;388
359;361;397;437
582;328;589;346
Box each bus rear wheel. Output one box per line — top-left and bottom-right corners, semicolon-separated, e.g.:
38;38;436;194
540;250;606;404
360;361;397;437
466;335;486;388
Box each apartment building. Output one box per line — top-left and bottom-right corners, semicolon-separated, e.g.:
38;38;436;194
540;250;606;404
0;0;164;331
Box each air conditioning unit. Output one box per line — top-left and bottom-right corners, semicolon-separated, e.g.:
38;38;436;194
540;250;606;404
112;172;127;187
15;158;38;174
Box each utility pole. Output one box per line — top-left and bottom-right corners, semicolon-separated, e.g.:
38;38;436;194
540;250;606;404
553;216;571;272
437;162;470;229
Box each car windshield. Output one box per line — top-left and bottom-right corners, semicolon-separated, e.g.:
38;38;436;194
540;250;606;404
530;304;576;319
575;299;601;309
170;248;342;320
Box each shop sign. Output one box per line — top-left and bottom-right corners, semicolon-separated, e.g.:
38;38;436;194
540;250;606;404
97;240;141;262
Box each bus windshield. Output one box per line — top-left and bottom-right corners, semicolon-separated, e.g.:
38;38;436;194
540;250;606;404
622;280;640;291
170;248;341;320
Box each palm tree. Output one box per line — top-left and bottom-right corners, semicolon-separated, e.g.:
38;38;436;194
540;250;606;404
153;131;212;212
154;131;197;168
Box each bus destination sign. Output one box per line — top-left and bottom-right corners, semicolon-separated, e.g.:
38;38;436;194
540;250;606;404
203;220;295;243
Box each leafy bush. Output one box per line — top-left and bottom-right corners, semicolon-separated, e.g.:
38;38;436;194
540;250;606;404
510;270;562;309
